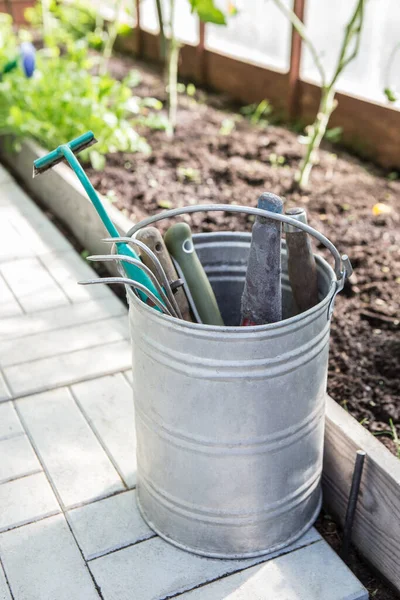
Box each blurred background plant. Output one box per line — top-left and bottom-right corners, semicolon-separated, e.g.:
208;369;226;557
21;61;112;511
155;0;235;137
0;3;166;168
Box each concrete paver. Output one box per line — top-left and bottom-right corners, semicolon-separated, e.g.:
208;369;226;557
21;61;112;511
68;489;154;560
178;541;369;600
0;167;368;600
0;296;125;342
0;402;23;439
89;529;321;600
0;374;11;403
16;387;125;508
71;374;136;487
0;562;11;600
0;316;129;367
0;514;100;600
0;258;69;313
4;339;131;397
0;435;41;484
0;472;59;532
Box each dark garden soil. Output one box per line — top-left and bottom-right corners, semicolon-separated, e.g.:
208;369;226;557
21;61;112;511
89;54;400;458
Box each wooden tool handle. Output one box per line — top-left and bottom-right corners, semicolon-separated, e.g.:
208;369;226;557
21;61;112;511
164;223;224;326
136;227;192;322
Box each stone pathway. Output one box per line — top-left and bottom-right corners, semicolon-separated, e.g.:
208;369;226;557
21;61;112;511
0;164;368;599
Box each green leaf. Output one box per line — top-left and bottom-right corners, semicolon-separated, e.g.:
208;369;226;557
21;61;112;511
89;150;106;171
117;23;132;37
189;0;226;25
384;87;397;103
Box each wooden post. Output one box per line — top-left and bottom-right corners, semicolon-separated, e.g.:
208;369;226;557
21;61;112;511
135;0;143;57
287;0;306;120
197;20;207;84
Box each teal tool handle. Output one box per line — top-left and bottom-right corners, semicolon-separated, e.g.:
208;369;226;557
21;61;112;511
33;132;164;309
164;223;224;326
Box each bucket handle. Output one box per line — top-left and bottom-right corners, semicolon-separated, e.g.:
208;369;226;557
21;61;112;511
126;204;352;319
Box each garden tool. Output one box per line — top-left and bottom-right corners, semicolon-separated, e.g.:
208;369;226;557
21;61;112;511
164;222;224;326
78;277;173;316
284;207;319;314
87;254;180;318
136;227;192;322
102;235;181;318
240;192;283;326
32;131;164;310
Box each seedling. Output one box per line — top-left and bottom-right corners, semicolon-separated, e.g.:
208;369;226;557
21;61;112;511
241;99;272;126
177;166;201;184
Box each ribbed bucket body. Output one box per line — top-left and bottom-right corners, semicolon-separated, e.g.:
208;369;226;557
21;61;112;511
129;232;336;558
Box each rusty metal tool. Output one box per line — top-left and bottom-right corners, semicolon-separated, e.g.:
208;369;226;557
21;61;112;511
136;227;192;321
241;192;283;326
340;450;366;561
285;207;319;314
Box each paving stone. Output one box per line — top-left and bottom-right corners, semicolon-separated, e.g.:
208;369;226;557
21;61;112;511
178;540;368;600
4;339;131;397
0;185;72;255
0;214;35;263
16;387;124;508
0;274;22;319
0;296;126;342
0;514;100;600
72;374;136;487
0;402;23;439
40;251;114;303
0;436;41;484
0;258;69;313
89;528;321;600
0;316;129;367
0;472;59;532
68;489;154;560
0;562;11;600
0;165;12;184
124;370;133;386
0;374;11;403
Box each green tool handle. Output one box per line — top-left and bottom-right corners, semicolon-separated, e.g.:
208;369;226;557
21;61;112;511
136;227;192;322
164;223;224;326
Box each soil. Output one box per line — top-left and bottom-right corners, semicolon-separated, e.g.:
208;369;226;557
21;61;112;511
89;53;400;457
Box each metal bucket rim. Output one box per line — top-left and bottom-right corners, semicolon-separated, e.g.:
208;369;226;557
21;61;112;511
127;241;337;334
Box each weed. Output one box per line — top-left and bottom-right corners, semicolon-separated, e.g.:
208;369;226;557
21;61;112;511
219;118;236;136
269;153;286;167
241;99;272;126
177;166;201;184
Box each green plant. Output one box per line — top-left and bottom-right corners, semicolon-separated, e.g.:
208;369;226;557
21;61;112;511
373;419;400;459
272;0;366;189
384;41;400;103
241;99;273;126
155;0;231;137
25;0;131;73
0;16;160;168
177;166;201;183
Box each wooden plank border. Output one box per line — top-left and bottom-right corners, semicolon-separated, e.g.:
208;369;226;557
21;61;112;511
117;28;400;168
288;0;306;120
324;396;400;593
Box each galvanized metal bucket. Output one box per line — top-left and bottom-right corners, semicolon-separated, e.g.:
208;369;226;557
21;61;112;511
125;205;351;559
